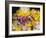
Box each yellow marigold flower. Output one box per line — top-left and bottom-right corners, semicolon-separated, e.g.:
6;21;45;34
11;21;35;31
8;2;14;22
16;9;31;17
16;10;24;16
15;27;22;31
25;22;32;27
32;10;40;21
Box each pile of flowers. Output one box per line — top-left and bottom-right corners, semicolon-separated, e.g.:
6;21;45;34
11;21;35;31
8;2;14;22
12;8;40;31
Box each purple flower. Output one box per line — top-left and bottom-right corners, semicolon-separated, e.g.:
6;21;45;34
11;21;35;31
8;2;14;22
21;25;26;31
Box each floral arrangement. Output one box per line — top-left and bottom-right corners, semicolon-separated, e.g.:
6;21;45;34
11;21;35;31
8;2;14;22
12;7;40;31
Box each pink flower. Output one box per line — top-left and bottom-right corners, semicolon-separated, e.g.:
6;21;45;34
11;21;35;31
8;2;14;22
21;25;26;31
